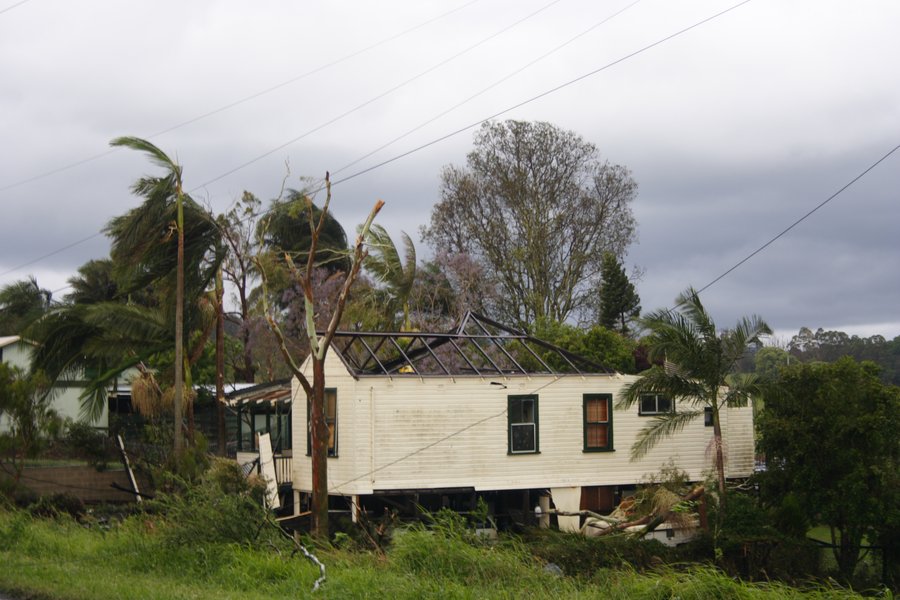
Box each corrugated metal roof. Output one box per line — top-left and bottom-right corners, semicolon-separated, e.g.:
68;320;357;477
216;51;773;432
225;379;293;405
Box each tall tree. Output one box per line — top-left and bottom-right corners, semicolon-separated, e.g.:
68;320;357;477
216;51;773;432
619;287;771;504
598;252;641;336
256;175;382;538
759;358;900;583
219;191;263;383
0;276;52;335
423;120;637;328
107;136;223;454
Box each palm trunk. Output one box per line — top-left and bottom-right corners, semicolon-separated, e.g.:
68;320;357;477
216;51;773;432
711;407;726;507
173;183;185;456
216;269;226;456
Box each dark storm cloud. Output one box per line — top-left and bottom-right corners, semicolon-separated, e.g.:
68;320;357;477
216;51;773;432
1;0;898;338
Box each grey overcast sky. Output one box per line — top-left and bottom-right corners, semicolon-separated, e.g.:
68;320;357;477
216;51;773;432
1;0;898;342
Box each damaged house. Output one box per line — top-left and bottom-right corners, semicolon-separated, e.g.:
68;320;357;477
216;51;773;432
287;313;754;531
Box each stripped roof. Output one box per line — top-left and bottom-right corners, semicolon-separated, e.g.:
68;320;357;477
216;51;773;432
225;379;293;405
328;312;614;377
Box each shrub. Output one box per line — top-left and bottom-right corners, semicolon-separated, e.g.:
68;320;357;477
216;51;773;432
524;529;675;578
28;493;85;519
721;492;771;537
149;458;269;546
65;421;114;471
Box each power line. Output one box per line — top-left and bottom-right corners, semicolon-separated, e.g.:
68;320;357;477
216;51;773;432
0;0;482;193
695;142;900;295
0;232;103;279
329;0;756;189
0;0;757;280
191;0;566;191
332;0;643;177
0;0;30;16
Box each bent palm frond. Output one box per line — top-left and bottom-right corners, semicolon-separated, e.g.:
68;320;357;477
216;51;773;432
631;410;703;459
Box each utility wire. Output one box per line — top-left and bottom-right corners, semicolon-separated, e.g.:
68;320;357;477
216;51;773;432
0;232;103;279
191;0;565;191
332;0;643;177
249;0;753;210
328;0;756;189
0;0;30;16
695;142;900;295
0;0;758;281
0;0;482;193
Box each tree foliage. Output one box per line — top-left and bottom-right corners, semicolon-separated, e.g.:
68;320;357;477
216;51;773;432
423;120;637;328
758;357;900;583
753;346;791;382
218;191;263;383
0;276;53;335
259;189;350;277
620;288;771;503
0;364;62;488
527;318;636;374
64;259;121;305
787;326;900;386
598;252;640;336
361;225;417;331
29;138;223;429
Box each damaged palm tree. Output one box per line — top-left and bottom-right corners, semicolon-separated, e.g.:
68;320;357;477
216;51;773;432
619;288;770;511
256;173;383;539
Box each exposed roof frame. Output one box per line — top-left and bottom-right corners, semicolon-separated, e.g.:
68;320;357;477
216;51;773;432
326;312;614;377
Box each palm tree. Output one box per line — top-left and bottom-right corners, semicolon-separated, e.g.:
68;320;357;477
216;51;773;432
64;259;119;305
107;137;223;453
29;301;174;421
109;136;189;454
0;276;53;335
363;224;417;330
619;287;771;503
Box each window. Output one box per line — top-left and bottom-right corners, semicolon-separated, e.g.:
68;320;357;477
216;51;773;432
704;406;713;427
508;395;538;454
639;393;672;415
584;394;613;452
307;388;338;457
236;400;291;452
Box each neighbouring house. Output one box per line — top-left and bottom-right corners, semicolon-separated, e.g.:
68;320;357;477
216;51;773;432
288;314;755;531
0;335;107;429
228;379;293;490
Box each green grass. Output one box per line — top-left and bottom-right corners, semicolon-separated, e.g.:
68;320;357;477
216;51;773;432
0;510;873;600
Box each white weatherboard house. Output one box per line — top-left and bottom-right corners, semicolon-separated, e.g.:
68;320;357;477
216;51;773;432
0;336;107;429
290;314;754;530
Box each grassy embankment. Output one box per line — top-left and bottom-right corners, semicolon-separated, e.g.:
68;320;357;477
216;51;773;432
0;508;871;600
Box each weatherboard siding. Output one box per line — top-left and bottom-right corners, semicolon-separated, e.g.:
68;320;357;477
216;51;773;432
0;337;107;427
291;352;755;497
